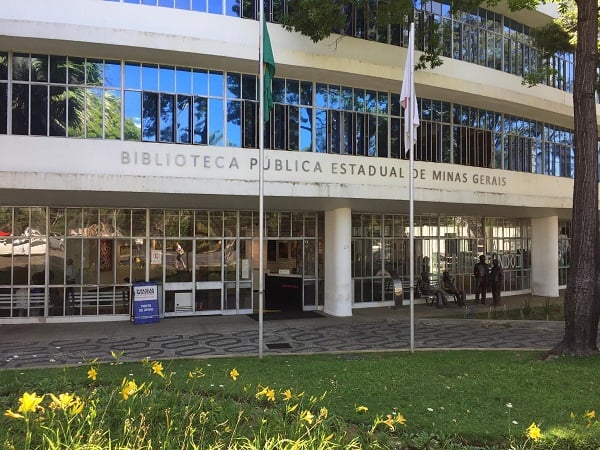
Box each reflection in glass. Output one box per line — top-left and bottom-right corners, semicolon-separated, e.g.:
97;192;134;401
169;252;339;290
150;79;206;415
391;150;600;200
142;92;158;141
195;239;222;281
30;85;48;136
193;96;207;144
159;93;174;142
124;90;141;140
177;95;191;143
227;100;241;147
209;98;223;145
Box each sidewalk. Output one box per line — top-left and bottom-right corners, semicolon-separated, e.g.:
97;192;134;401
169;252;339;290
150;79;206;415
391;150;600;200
0;294;566;370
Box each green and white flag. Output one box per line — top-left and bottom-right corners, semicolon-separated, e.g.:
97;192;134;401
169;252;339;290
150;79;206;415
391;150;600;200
263;20;275;122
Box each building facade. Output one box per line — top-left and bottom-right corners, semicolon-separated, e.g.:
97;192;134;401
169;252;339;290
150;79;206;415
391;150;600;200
0;0;592;323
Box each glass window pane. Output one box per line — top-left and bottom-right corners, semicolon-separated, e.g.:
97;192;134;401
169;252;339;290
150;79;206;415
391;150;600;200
12;83;29;135
241;74;256;100
176;67;192;94
68;57;85;85
193;96;207;144
50;86;67;136
226;0;239;16
86;88;103;138
192;0;206;11
227;100;241;147
105;90;121;140
159;93;175;142
227;73;241;98
209;97;224;145
0;83;7;134
125;62;141;89
30;85;48;136
209;71;223;97
124;90;141;140
142;92;158;142
192;69;208;96
0;52;8;80
175;0;191;8
177;95;191;143
142;64;159;91
104;60;121;87
13;53;30;81
31;54;48;82
300;107;312;151
208;0;222;14
159;66;175;92
86;59;103;86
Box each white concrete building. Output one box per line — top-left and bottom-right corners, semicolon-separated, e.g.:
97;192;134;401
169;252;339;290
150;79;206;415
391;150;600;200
0;0;593;323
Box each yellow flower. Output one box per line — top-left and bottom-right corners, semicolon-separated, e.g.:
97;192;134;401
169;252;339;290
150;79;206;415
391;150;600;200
585;410;596;420
286;403;299;413
282;389;293;401
69;398;85;415
121;379;139;400
266;388;275;402
570;411;576;420
151;361;165;378
383;414;395;431
188;368;205;379
319;407;329;419
300;410;314;425
49;393;75;410
87;367;98;381
526;422;542;442
324;433;335;441
4;409;24;420
356;405;369;413
395;413;407;426
230;368;239;381
17;392;44;414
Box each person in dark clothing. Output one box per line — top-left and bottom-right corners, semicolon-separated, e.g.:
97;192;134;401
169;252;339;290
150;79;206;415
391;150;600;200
490;259;504;306
473;255;489;305
441;270;465;306
418;271;448;308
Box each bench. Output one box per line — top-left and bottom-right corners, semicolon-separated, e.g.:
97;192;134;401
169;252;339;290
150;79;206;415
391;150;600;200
71;290;129;314
0;291;46;316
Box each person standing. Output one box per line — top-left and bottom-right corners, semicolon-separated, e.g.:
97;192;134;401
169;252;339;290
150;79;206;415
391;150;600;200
473;255;489;305
175;241;186;270
65;258;77;310
490;258;504;306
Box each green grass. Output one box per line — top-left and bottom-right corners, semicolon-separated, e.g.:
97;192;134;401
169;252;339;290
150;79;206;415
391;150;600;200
2;351;600;449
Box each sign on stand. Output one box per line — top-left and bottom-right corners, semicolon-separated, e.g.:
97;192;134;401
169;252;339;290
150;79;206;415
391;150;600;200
132;282;159;324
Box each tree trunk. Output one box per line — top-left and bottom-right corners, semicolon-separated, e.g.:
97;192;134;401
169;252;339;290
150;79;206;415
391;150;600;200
550;0;600;356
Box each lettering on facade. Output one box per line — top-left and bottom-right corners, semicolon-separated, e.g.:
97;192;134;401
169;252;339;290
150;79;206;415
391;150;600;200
120;151;508;187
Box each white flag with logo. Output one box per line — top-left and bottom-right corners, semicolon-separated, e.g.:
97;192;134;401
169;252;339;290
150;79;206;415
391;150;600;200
400;24;419;155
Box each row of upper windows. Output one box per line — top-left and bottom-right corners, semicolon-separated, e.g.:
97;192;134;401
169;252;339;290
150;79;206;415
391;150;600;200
103;0;575;95
0;51;576;178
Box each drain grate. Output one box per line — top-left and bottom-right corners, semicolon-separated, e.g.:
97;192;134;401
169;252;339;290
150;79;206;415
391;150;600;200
266;342;292;349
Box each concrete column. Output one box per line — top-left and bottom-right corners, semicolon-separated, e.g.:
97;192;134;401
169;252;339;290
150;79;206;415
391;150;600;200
324;208;352;317
531;216;559;297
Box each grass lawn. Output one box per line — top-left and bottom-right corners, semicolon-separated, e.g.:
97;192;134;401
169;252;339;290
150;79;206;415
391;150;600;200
2;350;600;449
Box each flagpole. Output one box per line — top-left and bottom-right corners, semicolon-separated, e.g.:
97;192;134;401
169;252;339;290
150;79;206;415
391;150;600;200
258;2;265;359
405;22;416;353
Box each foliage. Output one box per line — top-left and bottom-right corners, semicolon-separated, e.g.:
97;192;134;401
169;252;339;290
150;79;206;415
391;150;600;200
3;352;600;448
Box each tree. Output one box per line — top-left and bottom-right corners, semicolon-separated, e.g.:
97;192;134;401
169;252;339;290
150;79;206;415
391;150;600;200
549;0;599;356
280;0;599;355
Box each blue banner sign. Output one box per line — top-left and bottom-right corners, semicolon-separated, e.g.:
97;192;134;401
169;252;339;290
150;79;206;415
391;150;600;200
132;282;159;324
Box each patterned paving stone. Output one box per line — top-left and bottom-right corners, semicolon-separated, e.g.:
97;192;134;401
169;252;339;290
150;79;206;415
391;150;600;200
0;314;583;370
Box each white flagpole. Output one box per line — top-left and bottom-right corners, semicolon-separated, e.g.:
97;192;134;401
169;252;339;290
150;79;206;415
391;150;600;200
405;23;416;353
258;2;265;359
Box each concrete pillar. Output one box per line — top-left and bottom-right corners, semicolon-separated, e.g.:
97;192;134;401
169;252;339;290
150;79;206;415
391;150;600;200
531;216;559;297
324;208;352;317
